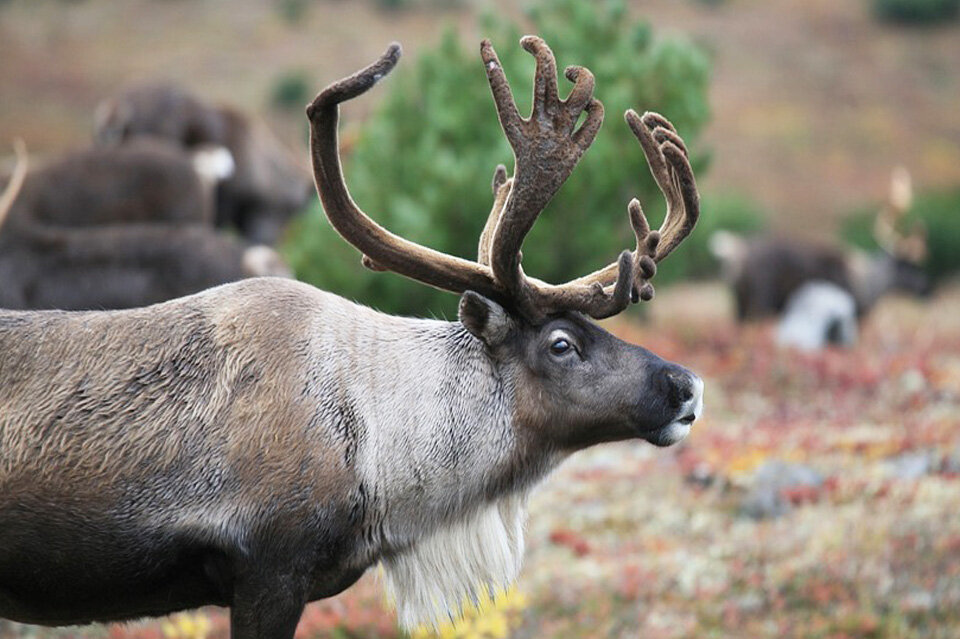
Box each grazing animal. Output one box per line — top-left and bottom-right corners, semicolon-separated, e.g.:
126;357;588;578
94;83;314;244
0;38;703;637
0;222;289;310
711;167;929;320
0;141;288;310
2;138;231;231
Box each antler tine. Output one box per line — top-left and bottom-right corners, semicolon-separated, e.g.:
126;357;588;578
478;165;512;266
874;166;927;263
481;36;607;318
629;110;700;262
0;138;28;233
553;110;697;307
307;44;507;303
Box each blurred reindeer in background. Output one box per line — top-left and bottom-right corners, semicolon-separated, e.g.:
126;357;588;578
711;167;929;332
0;141;289;311
5;138;231;229
94;83;314;244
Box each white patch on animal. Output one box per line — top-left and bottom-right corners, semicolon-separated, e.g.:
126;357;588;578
381;492;528;629
192;145;236;183
242;245;292;278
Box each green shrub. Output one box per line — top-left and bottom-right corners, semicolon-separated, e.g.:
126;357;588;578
270;71;311;111
871;0;960;24
276;0;309;24
841;186;960;283
284;0;712;317
371;0;467;10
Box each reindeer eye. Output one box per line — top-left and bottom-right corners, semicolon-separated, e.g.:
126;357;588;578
550;338;572;355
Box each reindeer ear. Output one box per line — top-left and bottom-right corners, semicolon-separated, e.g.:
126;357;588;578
459;291;513;346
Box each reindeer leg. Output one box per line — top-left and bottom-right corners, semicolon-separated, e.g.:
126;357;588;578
229;571;306;639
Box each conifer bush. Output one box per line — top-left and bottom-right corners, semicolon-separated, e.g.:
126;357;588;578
285;0;712;317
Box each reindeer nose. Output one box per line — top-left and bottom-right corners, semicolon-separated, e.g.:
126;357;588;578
664;367;698;409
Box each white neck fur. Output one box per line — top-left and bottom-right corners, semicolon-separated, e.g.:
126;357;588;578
381;492;528;629
321;314;542;629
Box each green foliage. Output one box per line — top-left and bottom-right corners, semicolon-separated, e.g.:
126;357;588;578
372;0;467;10
270;70;311;111
841;186;960;283
871;0;960;24
284;0;712;317
275;0;309;24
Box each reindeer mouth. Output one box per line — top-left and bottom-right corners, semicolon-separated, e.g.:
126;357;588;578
646;420;692;447
644;379;702;447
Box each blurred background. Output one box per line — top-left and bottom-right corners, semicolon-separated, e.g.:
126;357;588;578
1;0;959;637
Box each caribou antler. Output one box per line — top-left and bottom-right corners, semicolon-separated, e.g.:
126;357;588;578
0;139;28;233
306;37;700;321
478;164;512;267
874;166;927;264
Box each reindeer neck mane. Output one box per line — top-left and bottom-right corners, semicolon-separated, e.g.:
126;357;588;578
335;318;555;629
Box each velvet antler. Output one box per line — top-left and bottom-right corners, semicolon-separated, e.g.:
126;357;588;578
306;38;701;321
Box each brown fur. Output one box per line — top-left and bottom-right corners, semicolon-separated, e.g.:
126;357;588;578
4;139;212;232
0;223;288;310
722;236;928;319
0;140;289;311
1;280;324;489
731;238;853;319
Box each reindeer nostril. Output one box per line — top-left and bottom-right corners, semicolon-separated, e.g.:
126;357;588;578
664;370;694;408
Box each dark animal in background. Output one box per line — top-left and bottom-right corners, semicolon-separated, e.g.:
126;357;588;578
2;138;230;231
0;141;289;311
1;37;703;638
0;222;288;310
95;83;314;244
711;167;929;320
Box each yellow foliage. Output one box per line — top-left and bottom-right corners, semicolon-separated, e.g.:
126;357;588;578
160;613;211;639
410;586;528;639
724;448;768;480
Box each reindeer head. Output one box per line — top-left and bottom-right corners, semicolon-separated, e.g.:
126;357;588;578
306;37;704;449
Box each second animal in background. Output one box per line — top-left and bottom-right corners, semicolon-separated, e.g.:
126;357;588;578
95;83;314;245
0;140;289;311
711;167;929;349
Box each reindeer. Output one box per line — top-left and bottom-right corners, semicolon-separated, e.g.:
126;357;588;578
0;38;702;637
94;83;314;245
711;167;929;320
2;138;232;231
0;141;289;310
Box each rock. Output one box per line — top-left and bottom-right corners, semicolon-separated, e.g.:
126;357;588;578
741;460;824;519
901;590;935;613
885;451;932;480
898;369;926;395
